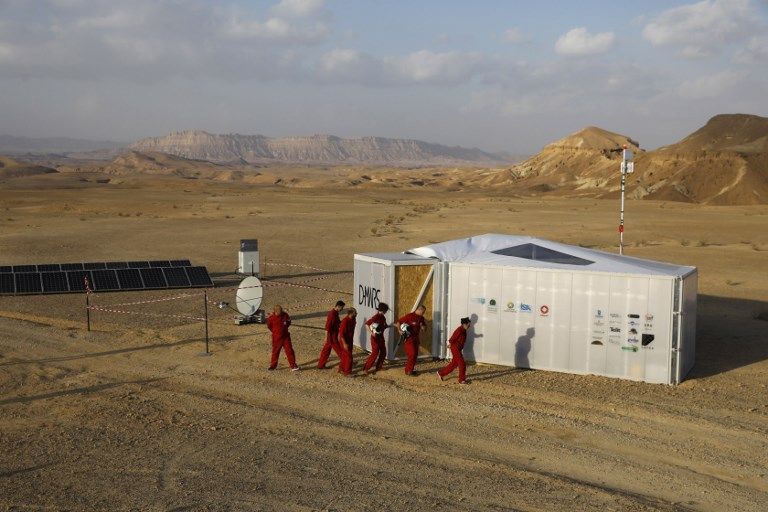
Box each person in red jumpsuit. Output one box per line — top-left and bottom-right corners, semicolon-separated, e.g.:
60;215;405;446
266;305;298;371
317;300;345;369
396;305;427;376
437;317;471;384
363;302;390;373
337;307;357;376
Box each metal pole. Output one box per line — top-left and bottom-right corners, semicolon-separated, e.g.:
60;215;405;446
619;164;626;255
86;292;91;331
204;290;210;354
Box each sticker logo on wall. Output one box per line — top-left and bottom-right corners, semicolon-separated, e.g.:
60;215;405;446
595;309;604;318
487;299;498;313
519;303;532;312
471;298;486;305
505;301;517;312
628;313;640;319
622;346;639;353
539;305;550;316
610;327;621;333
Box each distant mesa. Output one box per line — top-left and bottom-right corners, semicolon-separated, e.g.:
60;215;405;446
0;156;58;179
129;130;510;167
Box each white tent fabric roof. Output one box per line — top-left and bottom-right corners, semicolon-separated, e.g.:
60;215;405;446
406;233;695;278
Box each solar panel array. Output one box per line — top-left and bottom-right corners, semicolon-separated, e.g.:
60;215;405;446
0;260;213;295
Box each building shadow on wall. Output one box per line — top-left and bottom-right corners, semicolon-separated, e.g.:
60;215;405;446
688;294;768;379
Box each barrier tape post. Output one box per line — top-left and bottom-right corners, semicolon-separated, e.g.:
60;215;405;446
86;291;91;331
84;276;92;332
200;289;211;356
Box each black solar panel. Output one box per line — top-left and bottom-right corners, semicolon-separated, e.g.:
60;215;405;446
115;268;143;290
186;266;213;287
0;273;14;294
67;270;93;292
15;273;42;294
92;269;120;291
2;259;210;295
41;272;69;293
163;267;190;287
140;268;167;288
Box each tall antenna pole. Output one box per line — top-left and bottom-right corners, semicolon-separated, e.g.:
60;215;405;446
618;144;634;255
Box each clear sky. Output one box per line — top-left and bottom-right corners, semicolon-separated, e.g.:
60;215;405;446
1;0;766;152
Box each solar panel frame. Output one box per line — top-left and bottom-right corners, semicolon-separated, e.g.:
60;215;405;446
37;264;61;272
163;267;190;287
186;266;214;287
67;270;94;292
92;269;120;291
61;263;84;271
13;264;37;273
83;262;107;270
105;261;128;269
127;261;150;268
140;267;167;288
0;266;11;273
170;259;192;267
149;260;172;268
115;268;144;290
41;271;70;293
15;273;42;294
0;273;14;294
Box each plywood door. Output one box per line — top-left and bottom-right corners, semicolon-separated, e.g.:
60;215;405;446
394;265;434;357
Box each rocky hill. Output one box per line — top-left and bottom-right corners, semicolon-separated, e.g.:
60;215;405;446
129;130;507;167
463;115;767;205
0;156;58;179
637;114;768;204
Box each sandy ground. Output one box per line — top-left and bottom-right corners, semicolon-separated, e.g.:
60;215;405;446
1;170;767;511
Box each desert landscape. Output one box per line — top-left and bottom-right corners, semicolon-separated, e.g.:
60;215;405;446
1;112;767;510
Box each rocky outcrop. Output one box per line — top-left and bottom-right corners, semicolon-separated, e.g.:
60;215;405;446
129;130;507;166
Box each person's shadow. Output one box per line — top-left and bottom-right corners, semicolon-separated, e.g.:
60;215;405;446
515;327;534;368
464;313;481;361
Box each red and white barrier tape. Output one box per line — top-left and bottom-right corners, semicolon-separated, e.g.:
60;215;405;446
264;261;327;272
98;292;197;308
87;305;205;322
262;279;351;296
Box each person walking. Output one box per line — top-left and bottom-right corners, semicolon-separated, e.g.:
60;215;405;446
438;317;471;384
266;305;298;371
317;300;345;369
337;307;357;376
363;302;390;373
396;305;427;376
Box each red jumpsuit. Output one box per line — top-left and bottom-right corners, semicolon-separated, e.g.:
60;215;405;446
363;312;388;372
337;315;356;375
438;326;467;383
397;312;426;375
317;308;342;369
266;311;297;369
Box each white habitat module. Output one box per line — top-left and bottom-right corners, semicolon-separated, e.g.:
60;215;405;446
238;239;260;275
353;234;697;385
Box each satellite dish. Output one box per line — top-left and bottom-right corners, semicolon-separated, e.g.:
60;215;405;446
236;276;263;316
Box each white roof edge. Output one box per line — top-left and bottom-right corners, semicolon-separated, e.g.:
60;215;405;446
405;233;696;278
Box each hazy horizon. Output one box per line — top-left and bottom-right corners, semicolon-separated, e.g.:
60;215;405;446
1;0;767;154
